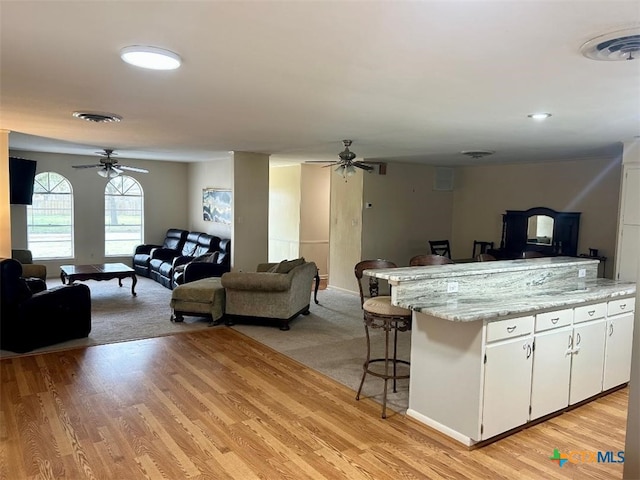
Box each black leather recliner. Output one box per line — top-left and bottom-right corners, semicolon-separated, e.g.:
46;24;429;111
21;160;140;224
0;258;92;353
133;228;188;277
173;238;232;287
150;233;222;289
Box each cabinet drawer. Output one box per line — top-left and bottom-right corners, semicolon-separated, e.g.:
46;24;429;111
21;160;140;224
574;303;606;324
486;315;534;342
535;308;573;332
608;298;635;316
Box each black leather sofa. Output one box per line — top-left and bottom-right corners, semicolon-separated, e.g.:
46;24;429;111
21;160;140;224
0;258;92;353
173;238;231;288
142;231;231;289
133;228;188;277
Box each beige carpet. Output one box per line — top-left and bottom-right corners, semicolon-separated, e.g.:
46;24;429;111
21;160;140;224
0;276;213;359
0;277;410;413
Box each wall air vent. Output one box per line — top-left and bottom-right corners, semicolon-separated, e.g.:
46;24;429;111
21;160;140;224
72;111;123;123
580;27;640;61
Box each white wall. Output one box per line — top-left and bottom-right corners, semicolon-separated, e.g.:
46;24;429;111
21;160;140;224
452;156;622;277
233;152;269;272
328;168;363;292
0;131;10;257
361;162;453;267
188;158;233;240
269;165;301;262
300;164;330;277
9;150;188;273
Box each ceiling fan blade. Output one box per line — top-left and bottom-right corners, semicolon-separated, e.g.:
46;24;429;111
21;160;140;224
73;164;102;169
118;165;149;173
321;162;342;167
352;162;374;171
111;166;123;174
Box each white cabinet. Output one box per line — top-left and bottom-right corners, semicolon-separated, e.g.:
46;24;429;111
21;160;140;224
603;312;635;390
480;315;534;440
408;296;635;446
569;319;607;404
481;336;533;439
530;326;572;419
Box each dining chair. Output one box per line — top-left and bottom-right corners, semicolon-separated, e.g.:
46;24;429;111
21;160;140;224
428;240;451;259
409;254;454;266
475;253;497;262
354;259;411;419
472;240;494;258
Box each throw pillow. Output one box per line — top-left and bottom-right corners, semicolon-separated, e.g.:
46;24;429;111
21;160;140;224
274;257;306;274
193;252;219;264
267;260;285;273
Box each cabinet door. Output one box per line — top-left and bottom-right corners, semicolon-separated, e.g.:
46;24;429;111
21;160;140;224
569;320;606;405
530;327;572;420
482;338;533;440
603;313;635;390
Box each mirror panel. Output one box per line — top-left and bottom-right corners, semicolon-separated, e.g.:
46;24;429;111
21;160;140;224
527;215;554;245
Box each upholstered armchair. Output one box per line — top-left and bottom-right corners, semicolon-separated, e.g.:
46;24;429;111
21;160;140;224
0;258;91;353
11;249;47;281
221;259;317;330
133;228;188;277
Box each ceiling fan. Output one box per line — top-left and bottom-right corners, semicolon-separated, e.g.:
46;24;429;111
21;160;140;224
308;140;376;177
72;149;149;178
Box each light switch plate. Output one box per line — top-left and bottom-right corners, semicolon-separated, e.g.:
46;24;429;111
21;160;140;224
447;282;459;293
578;269;586;278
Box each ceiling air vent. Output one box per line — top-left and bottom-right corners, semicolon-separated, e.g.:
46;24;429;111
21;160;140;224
580;27;640;61
72;111;122;123
461;150;495;159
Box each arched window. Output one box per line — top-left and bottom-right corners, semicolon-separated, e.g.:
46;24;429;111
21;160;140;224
105;175;144;256
27;172;74;259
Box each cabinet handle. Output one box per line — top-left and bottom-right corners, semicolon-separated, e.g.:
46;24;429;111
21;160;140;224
506;326;517;333
576;332;581;346
619;304;626;310
551;317;559;324
588;310;595;316
526;343;532;359
568;334;573;349
609;323;614;336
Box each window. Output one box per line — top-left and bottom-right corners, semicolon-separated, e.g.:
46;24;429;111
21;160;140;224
105;175;144;256
27;172;74;259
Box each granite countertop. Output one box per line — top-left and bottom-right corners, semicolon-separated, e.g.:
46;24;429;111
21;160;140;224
402;278;636;322
365;256;599;282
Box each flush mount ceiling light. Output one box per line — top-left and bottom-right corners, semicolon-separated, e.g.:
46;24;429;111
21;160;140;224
72;111;122;123
120;45;182;70
580;27;640;61
460;150;495;159
528;112;552;120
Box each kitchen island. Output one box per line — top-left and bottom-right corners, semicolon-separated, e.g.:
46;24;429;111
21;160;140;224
365;257;636;445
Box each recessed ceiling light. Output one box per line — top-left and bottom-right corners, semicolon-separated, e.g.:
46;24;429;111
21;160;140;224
120;45;182;70
528;113;552;120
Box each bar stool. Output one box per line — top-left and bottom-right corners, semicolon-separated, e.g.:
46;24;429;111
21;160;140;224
354;260;412;418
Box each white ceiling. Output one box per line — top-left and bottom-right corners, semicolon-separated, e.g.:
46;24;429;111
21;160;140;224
1;1;639;166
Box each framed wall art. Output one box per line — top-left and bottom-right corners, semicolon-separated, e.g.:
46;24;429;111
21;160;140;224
203;188;232;225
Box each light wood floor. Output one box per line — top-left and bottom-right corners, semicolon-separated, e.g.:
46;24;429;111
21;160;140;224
0;328;628;479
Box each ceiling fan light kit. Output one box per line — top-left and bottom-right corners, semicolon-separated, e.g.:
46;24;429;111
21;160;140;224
120;45;182;70
72;149;149;178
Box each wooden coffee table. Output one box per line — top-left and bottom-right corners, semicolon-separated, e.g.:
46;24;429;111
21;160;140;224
60;263;138;296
